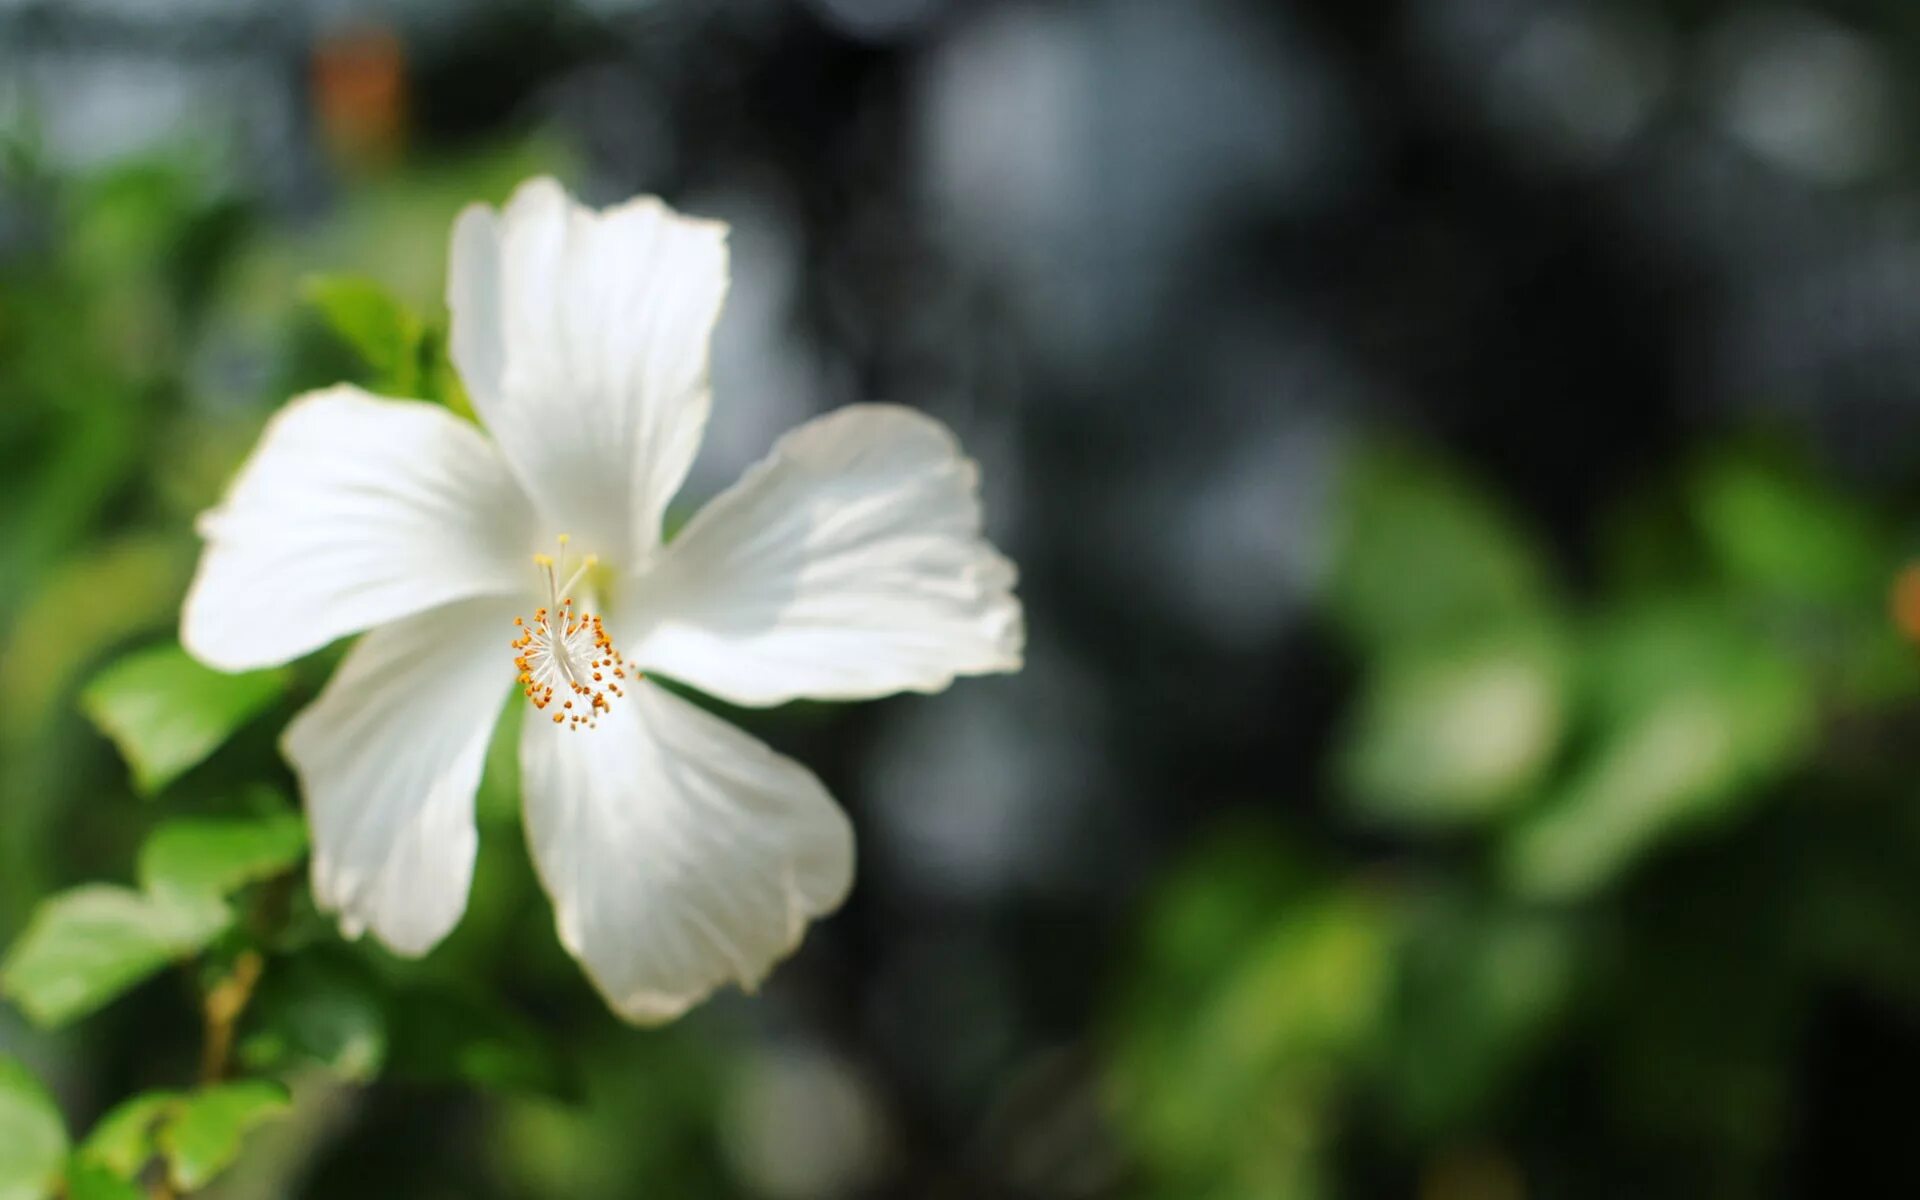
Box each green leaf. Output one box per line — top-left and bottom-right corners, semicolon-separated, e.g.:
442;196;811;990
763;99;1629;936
76;1083;288;1194
1690;453;1887;606
1688;452;1916;707
0;536;186;926
138;814;307;900
1110;829;1393;1197
0;1056;67;1200
1;886;229;1027
1327;443;1556;654
80;643;286;796
388;987;576;1100
76;1091;181;1177
417;324;474;419
60;1162;143;1200
1385;895;1572;1133
1338;628;1567;827
240;954;386;1082
303;274;422;396
159;1081;289;1192
1502;599;1816;900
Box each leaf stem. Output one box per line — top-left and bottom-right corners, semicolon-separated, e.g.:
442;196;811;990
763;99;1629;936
199;949;264;1085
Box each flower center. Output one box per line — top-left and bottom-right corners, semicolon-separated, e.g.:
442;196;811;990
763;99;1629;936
510;535;633;731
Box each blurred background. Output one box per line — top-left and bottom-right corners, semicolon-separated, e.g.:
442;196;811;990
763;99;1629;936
7;0;1920;1196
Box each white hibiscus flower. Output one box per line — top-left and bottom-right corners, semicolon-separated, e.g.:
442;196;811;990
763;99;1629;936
181;177;1024;1023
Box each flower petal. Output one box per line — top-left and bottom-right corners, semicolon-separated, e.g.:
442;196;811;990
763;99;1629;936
283;597;519;956
448;177;729;562
520;680;854;1024
182;385;537;671
624;405;1025;707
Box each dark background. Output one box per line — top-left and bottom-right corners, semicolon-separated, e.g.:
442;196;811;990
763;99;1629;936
8;0;1920;1196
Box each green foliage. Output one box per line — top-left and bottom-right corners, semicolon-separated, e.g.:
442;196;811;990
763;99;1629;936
69;1083;289;1194
302;273;474;416
138;814;308;900
489;1029;729;1198
1690;451;1887;605
1383;893;1572;1134
1327;444;1571;831
388;986;579;1101
21;132;1920;1199
303;274;426;398
60;1162;142;1200
1326;443;1555;653
77;1091;180;1177
2;809;302;1027
1338;629;1568;826
239;952;386;1082
0;536;187;924
0;1056;66;1200
0;886;228;1028
1502;599;1816;900
1110;829;1393;1198
160;1081;291;1191
1105;433;1920;1194
80;643;287;796
0;144;614;1199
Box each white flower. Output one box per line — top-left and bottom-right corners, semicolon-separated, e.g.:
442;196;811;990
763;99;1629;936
181;177;1024;1024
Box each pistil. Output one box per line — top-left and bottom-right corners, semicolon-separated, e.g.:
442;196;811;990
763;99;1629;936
510;535;633;731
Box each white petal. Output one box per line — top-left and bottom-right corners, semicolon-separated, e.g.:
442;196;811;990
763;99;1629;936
624;405;1025;707
283;597;519;957
448;177;729;562
520;680;854;1024
182;385;537;671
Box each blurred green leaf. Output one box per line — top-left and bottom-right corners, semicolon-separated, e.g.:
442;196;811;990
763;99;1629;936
0;1056;66;1200
80;643;286;797
1338;629;1567;827
0;886;229;1027
1598;482;1696;597
240;953;386;1082
158;1081;289;1192
137;814;307;900
303;274;423;397
474;695;524;829
490;1027;731;1199
1111;829;1393;1198
1503;600;1816;900
60;1162;142;1200
1328;443;1556;654
418;324;475;419
76;1091;180;1178
1385;896;1572;1133
76;1082;286;1194
0;535;185;922
389;987;577;1101
1691;453;1887;606
0;537;184;739
1690;452;1917;708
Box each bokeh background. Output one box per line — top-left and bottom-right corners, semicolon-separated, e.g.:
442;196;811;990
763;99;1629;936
7;0;1920;1196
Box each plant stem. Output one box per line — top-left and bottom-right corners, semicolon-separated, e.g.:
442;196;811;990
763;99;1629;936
199;949;264;1085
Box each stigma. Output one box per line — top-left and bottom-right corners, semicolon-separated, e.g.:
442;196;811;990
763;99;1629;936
510;536;633;731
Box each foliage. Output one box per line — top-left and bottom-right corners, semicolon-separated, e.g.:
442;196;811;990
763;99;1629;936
1108;436;1920;1197
0;147;606;1196
80;644;287;797
9;123;1920;1200
0;1056;66;1200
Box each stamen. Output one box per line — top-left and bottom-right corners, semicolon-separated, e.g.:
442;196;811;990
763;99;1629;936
510;536;639;731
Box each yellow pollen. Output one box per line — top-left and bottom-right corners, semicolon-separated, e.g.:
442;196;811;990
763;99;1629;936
512;535;641;731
